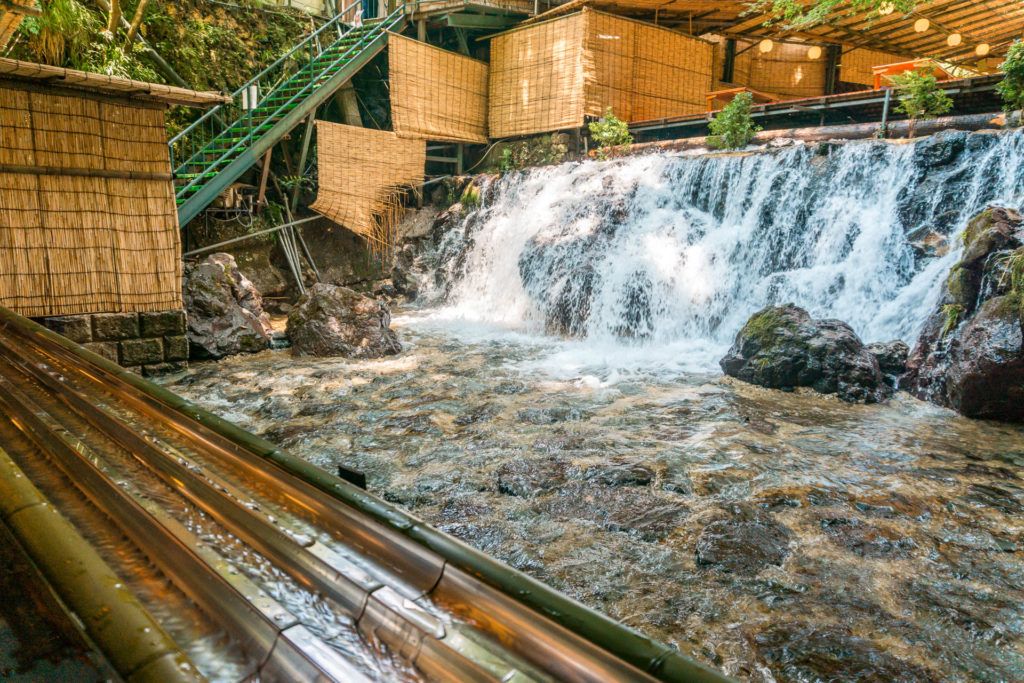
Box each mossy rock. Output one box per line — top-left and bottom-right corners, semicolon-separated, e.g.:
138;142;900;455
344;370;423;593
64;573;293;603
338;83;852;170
944;265;977;309
960;207;995;250
720;304;889;404
740;308;801;348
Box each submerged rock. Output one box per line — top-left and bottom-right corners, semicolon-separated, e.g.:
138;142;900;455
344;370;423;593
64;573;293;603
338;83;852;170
183;253;273;360
695;505;791;576
903;207;1024;421
286;283;401;358
719;304;890;403
753;623;938;682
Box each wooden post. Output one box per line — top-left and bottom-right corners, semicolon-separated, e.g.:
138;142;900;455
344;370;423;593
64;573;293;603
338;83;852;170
417;18;426;42
722;39;736;84
290;114;316;214
456;144;464;175
336;84;362;126
256;149;272;213
824;45;842;95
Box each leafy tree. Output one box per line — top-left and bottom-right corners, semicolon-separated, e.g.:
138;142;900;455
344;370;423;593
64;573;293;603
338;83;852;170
588;108;633;159
998;39;1024;120
747;0;918;28
708;91;762;149
890;69;953;137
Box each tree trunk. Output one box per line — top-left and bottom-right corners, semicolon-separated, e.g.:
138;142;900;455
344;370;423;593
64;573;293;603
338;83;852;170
106;0;122;35
124;0;149;44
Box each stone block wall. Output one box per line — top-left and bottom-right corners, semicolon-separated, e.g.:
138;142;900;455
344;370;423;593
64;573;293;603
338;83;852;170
38;310;189;377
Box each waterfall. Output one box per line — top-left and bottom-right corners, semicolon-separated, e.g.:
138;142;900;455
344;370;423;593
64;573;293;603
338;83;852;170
426;131;1024;371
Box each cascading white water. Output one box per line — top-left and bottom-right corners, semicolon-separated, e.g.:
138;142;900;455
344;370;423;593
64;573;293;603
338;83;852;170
426;131;1024;371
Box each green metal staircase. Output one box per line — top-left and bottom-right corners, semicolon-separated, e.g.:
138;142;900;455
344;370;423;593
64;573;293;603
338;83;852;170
170;4;407;226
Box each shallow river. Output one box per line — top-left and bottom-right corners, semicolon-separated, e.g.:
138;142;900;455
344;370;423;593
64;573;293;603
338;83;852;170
161;311;1024;683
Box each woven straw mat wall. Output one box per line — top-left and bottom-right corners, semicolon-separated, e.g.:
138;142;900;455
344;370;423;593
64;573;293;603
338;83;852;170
488;12;588;139
584;10;713;122
310;122;425;253
0;83;181;317
389;34;489;144
489;10;713;137
731;40;827;99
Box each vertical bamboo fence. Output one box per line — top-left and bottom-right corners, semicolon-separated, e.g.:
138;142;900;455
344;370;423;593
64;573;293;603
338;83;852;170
488;9;714;138
0;82;182;317
729;39;828;99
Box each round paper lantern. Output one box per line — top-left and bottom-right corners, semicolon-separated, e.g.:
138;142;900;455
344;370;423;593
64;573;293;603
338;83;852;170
759;39;774;53
946;33;963;47
914;18;930;33
976;43;991;57
807;45;823;60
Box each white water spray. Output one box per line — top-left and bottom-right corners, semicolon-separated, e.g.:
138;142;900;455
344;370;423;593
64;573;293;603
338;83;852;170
426;132;1024;372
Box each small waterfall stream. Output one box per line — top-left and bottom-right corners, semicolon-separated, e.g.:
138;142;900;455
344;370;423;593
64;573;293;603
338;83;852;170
429;131;1024;368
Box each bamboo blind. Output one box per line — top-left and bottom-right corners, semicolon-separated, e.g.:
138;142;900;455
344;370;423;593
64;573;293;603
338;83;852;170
731;40;827;99
388;34;489;144
488;9;713;138
489;12;588;139
840;47;910;87
0;82;182;317
585;10;713;122
310;121;425;255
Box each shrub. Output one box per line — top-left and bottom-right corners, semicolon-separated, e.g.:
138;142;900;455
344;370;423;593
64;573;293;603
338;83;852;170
708;91;762;150
998;40;1024;119
492;134;569;172
890;69;953;136
588;108;632;159
747;0;918;28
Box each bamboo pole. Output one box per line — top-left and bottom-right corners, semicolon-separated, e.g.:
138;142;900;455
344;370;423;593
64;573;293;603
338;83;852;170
0;446;205;683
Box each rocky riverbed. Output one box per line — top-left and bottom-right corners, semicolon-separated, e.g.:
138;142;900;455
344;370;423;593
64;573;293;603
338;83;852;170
160;315;1024;683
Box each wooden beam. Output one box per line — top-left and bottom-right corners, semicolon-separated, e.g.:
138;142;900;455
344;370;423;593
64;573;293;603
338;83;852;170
443;12;519;29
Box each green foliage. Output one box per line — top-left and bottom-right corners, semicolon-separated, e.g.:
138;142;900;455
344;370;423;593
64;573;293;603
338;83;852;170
12;0;307;93
996;248;1024;299
708;91;762;150
890;69;953;123
997;40;1024;116
498;147;515;173
940;303;965;338
17;0;100;66
746;0;918;28
492;134;569;172
459;182;481;213
588;108;632;160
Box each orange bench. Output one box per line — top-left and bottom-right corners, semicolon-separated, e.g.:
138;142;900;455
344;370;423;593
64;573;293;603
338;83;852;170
871;59;956;90
705;86;778;112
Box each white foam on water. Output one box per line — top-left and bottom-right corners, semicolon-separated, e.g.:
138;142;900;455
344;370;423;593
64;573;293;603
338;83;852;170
416;132;1024;382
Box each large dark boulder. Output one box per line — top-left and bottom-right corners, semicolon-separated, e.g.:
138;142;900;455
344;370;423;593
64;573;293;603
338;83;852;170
183;253;273;360
286;283;401;358
720;304;889;403
903;207;1024;421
